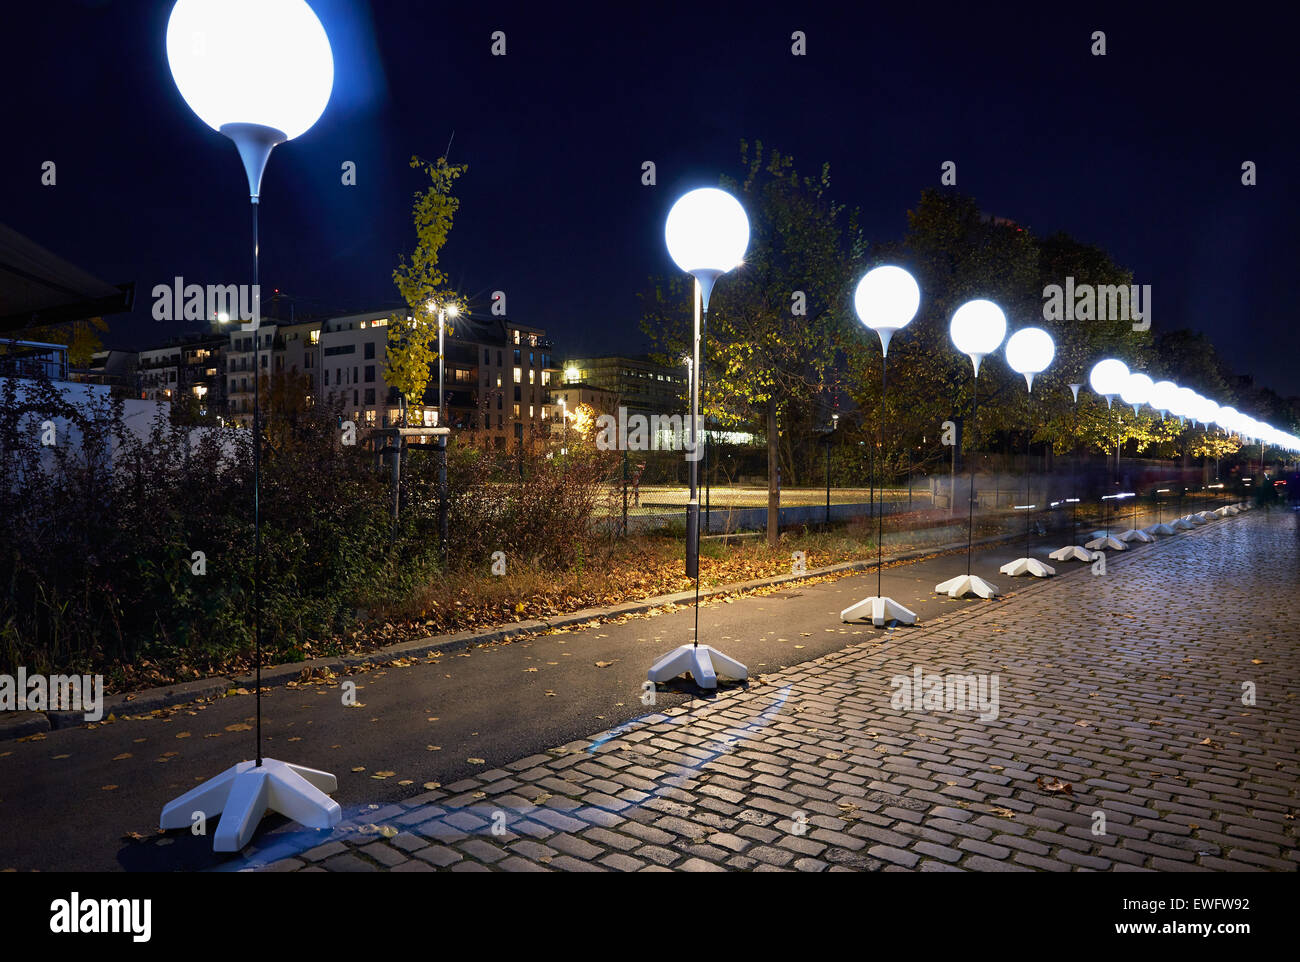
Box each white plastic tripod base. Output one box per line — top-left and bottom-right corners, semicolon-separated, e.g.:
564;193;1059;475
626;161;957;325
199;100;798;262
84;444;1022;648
1118;528;1154;543
934;574;999;599
1085;535;1126;551
840;596;918;626
999;557;1056;578
1049;545;1093;562
160;758;342;852
1145;523;1177;536
647;644;747;690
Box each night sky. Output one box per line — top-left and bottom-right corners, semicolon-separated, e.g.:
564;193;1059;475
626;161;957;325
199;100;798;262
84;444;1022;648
5;2;1296;395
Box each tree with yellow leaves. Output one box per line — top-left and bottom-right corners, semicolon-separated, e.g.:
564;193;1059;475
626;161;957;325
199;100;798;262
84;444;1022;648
386;155;467;410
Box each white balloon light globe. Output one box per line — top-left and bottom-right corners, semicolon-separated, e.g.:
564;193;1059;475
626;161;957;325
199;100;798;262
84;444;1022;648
1149;379;1178;414
1163;385;1188;418
1120;372;1153;412
949;299;1007;375
664;188;750;295
1088;358;1129;403
166;0;334;142
1198;397;1219;427
1004;327;1055;391
853;266;920;356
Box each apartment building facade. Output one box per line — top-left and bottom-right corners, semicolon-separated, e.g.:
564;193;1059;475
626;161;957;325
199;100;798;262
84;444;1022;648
316;308;559;450
557;355;686;419
224;323;276;421
138;332;226;411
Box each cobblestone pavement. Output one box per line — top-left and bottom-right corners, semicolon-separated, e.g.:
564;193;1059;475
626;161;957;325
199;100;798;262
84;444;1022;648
257;506;1300;872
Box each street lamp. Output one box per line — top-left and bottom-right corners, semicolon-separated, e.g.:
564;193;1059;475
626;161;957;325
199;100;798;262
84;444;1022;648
935;299;1006;599
1120;371;1153;417
647;187;749;690
841;265;921;626
426;299;458;560
999;327;1057;577
1085;358;1130;552
1089;358;1129;407
160;0;341;852
1050;379;1092;563
1162;386;1201;528
1142;377;1184;536
825;411;839;528
1116;371;1156;542
559;396;568;458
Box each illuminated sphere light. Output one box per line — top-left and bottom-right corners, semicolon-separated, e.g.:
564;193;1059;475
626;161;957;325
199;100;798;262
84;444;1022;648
1149;379;1178;414
1215;405;1239;431
166;0;335;141
664;188;750;277
1196;397;1220;427
949;299;1007;374
1004;327;1055;391
854;266;920;356
1120;372;1154;410
1088;358;1129;398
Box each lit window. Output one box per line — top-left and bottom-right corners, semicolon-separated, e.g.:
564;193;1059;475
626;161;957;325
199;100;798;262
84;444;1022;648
513;330;520;345
513;367;521;384
365;409;376;424
529;369;535;384
542;371;551;385
529;405;534;417
513;404;520;418
542;406;548;419
310;329;320;344
496;375;502;388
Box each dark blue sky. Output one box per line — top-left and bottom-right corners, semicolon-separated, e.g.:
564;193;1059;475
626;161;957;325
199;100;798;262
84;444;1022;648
5;1;1296;395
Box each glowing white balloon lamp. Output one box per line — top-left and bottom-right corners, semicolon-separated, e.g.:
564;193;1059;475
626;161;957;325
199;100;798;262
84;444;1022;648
1120;372;1154;416
649;188;750;690
949;299;1007;378
1113;372;1157;540
1051;377;1094;562
161;0;341;852
1149;380;1178;418
1185;395;1222;519
842;267;922;626
999;328;1057;577
1161;385;1198;528
935;300;1007;599
1088;358;1129;408
1085;359;1130;551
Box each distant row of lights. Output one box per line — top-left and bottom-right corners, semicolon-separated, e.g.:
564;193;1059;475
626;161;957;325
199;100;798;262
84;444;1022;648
1088;358;1298;453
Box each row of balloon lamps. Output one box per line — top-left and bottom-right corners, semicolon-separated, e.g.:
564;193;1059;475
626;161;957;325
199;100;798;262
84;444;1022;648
154;0;1295;844
1088;358;1299;455
649;182;1298;679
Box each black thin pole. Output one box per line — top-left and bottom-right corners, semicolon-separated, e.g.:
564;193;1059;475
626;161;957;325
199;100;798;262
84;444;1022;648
1071;395;1079;544
1022;400;1031;561
825;438;831;528
251;199;262;768
876;352;887;598
965;369;980;576
692;305;707;649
